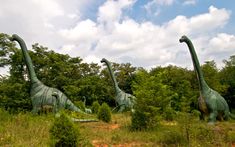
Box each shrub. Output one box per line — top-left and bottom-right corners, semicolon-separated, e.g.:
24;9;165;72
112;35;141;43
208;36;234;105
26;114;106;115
163;106;175;121
191;109;201;120
159;129;187;146
74;101;85;112
0;108;11;122
131;110;148;130
227;131;235;143
49;112;79;147
92;101;100;114
131;70;174;130
97;103;111;123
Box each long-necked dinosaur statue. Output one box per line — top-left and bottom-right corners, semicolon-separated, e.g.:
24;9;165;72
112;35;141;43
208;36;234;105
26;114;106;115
101;58;136;112
179;35;234;123
9;34;91;115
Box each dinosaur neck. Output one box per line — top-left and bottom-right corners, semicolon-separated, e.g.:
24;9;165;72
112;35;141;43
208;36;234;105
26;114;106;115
104;60;121;94
12;35;38;83
185;39;209;92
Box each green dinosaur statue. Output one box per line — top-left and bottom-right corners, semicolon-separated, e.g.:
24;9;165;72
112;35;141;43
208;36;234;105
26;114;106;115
101;58;136;112
9;34;90;114
179;35;235;123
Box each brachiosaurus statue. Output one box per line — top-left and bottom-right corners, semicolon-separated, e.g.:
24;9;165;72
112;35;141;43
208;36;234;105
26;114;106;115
9;34;89;114
179;35;234;123
101;58;136;112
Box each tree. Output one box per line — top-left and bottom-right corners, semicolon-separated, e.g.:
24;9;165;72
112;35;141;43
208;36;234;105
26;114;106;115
220;56;235;109
201;61;226;94
131;69;175;130
50;112;80;146
150;65;197;112
97;103;112;123
0;33;31;112
0;32;119;112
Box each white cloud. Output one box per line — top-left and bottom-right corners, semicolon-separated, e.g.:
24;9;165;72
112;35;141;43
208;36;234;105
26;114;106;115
32;0;64;18
0;0;94;49
59;19;99;42
148;0;174;6
0;0;233;74
57;3;232;69
83;55;102;64
144;0;174;18
183;0;197;5
208;33;235;53
97;0;136;31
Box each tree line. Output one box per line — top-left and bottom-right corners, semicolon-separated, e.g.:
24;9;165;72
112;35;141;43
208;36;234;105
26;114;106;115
0;33;234;113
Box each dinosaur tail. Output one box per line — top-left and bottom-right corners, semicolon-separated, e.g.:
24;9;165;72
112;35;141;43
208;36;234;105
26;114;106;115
71;118;98;122
229;112;235;119
65;98;86;114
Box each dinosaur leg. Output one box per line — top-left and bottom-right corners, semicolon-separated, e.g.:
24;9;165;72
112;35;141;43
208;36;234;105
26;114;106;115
208;110;218;124
52;103;57;114
224;111;230;120
118;105;125;112
199;110;205;121
32;105;40;114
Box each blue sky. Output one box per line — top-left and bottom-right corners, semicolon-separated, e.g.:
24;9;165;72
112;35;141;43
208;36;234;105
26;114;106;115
0;0;235;75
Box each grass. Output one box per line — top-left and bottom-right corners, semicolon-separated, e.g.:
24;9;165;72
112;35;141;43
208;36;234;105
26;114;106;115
0;109;235;146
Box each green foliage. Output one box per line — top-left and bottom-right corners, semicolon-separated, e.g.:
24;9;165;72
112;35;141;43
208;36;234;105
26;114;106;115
0;108;11;122
131;110;149;130
159;129;187;146
74;101;85;112
202;61;227;93
97;103;112;123
0;32;234;116
92;101;100;114
191;109;201;120
49;112;80;147
163;106;175;121
131;69;174;130
220;55;235;108
150;65;198;112
227;131;235;143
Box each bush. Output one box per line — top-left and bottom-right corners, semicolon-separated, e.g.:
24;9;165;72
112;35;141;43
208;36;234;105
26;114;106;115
191;109;201;120
163;106;175;121
0;108;11;122
159;129;187;146
227;131;235;143
131;70;174;130
131;110;148;130
74;101;85;112
97;103;111;123
92;101;100;114
49;112;79;147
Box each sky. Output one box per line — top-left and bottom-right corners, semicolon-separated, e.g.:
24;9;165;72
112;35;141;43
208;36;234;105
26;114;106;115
0;0;235;75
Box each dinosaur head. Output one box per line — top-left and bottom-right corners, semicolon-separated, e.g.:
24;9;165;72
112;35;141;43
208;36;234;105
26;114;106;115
8;34;20;42
179;35;188;43
100;58;107;63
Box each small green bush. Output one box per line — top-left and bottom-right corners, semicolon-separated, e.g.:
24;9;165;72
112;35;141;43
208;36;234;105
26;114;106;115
227;131;235;143
191;109;201;120
131;110;148;130
92;101;100;114
131;107;161;131
163;106;175;121
49;112;79;147
0;108;11;122
74;101;85;112
97;103;111;123
159;129;187;146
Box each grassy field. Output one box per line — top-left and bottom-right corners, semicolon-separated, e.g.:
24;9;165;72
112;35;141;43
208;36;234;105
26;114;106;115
0;109;235;147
